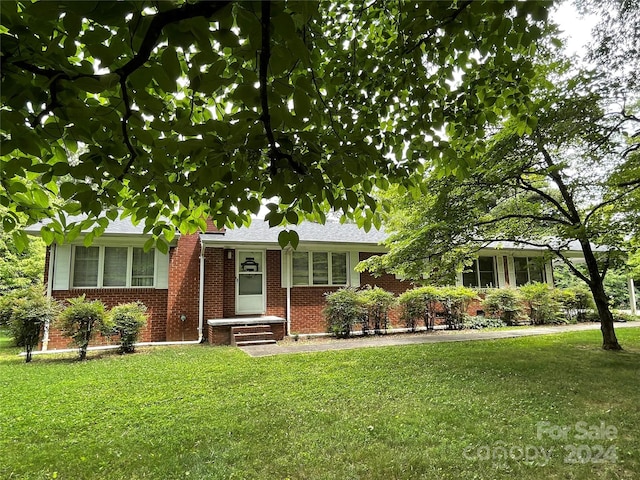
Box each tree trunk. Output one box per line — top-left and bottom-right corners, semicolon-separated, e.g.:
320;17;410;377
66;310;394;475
578;240;622;350
591;279;622;350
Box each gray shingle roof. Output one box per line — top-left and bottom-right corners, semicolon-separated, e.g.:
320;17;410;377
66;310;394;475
201;219;387;246
24;215;150;236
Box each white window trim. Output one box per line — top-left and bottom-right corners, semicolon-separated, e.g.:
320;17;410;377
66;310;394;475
71;245;156;289
462;256;498;289
514;256;546;286
291;251;350;287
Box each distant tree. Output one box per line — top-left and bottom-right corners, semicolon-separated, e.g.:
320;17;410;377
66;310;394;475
1;1;553;249
0;211;46;294
576;0;640;91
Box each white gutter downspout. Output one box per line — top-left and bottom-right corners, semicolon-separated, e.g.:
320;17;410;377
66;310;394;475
42;243;56;351
287;274;292;336
629;277;637;316
198;244;205;343
284;247;292;335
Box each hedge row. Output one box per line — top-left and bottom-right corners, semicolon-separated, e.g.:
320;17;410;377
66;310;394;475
1;288;147;362
324;283;603;337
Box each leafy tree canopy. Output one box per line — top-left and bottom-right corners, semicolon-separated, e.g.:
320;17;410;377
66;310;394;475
1;0;551;250
361;65;639;349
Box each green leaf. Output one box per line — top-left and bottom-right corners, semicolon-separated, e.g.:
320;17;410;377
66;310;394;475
156;238;169;255
12;230;28;252
289;230;299;249
294;90;311;118
161;47;181;81
285;210;299;224
277;230;289;249
143;237;155;252
41;227;54;245
32;189;49;208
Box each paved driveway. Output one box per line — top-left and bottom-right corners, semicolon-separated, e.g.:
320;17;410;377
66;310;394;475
240;322;640;357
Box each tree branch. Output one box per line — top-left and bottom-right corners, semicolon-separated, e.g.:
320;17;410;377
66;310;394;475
532;134;583;224
516;178;575;222
8;1;232;171
259;0;306;176
114;1;232;78
474;213;573;228
403;0;474;54
117;77;136;181
584;182;640;226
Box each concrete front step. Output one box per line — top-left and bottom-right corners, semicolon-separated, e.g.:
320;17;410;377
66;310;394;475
235;339;278;347
231;325;272;334
231;325;277;347
234;332;275;342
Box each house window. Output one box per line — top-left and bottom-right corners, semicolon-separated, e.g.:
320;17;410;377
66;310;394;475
132;248;155;286
514;257;546;286
462;256;496;288
72;246;155;288
72;247;100;287
292;251;348;286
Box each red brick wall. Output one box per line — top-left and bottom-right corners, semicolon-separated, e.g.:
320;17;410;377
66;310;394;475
203;248;224;324
289;286;339;333
47;288;168;349
358;252;412;295
166;234;201;341
223;249;236;317
266;250;286;318
358;252;414;327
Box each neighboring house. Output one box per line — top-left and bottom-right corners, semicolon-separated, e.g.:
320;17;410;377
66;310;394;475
28;217;558;349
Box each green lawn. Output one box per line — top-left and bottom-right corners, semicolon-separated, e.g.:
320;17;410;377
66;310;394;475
1;328;639;480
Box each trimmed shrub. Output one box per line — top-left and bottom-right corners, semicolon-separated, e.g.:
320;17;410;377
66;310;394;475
7;288;60;362
612;311;639;322
103;302;148;353
398;286;440;332
58;295;106;360
359;286;395;335
520;283;566;325
574;286;596;320
463;316;507;330
483;288;525;325
439;286;478;330
324;287;363;338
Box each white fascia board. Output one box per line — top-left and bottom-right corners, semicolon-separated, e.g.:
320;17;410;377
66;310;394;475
200;240;387;253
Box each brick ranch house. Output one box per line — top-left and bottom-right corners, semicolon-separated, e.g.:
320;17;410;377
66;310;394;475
29;217;560;350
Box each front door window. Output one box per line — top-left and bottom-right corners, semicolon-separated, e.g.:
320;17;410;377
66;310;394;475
236;251;265;314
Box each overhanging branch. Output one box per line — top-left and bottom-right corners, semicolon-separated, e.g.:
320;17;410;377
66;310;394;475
474;213;573;228
8;1;232;176
258;0;306;176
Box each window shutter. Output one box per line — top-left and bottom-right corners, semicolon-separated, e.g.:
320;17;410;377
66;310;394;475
155;249;169;289
507;257;516;287
280;250;290;288
53;244;71;290
496;255;506;288
349;251;360;287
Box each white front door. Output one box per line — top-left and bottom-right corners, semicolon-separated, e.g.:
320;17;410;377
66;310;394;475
236;250;266;315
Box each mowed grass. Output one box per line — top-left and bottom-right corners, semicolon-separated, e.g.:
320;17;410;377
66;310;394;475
1;328;639;480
